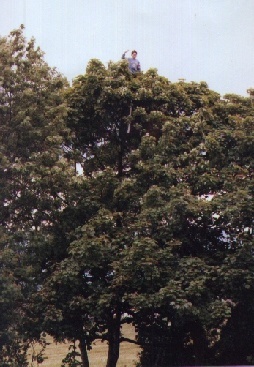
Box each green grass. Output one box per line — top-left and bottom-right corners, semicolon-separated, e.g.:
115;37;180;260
28;324;140;367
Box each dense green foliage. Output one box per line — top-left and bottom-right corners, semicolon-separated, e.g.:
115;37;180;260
0;26;73;366
0;27;254;367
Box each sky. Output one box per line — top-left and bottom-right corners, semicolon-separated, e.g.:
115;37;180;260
1;0;254;96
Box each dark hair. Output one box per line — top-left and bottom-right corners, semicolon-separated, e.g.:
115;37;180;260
131;50;138;55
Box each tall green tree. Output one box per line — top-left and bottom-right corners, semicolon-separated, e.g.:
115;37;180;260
0;26;74;365
1;28;253;367
46;60;231;367
63;62;254;366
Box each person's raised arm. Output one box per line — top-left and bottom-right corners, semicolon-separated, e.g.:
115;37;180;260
122;50;129;59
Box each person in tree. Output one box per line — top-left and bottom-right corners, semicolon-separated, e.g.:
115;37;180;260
122;49;141;73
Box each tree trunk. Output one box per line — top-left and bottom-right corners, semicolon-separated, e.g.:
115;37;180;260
117;119;125;179
106;309;121;367
118;142;123;178
79;336;90;367
190;322;207;366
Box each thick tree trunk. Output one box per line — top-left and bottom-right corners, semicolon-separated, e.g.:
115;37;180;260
190;323;207;366
106;309;121;367
117;120;125;179
79;336;90;367
118;145;123;178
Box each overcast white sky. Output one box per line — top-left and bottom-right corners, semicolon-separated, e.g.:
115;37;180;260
1;0;254;96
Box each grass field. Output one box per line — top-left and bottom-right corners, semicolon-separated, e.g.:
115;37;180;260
27;324;140;367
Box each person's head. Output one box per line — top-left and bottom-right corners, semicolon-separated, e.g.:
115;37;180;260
131;50;138;59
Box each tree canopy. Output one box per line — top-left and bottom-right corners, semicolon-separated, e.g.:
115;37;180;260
0;27;254;367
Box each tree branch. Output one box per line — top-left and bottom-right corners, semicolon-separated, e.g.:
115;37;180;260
120;336;139;345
